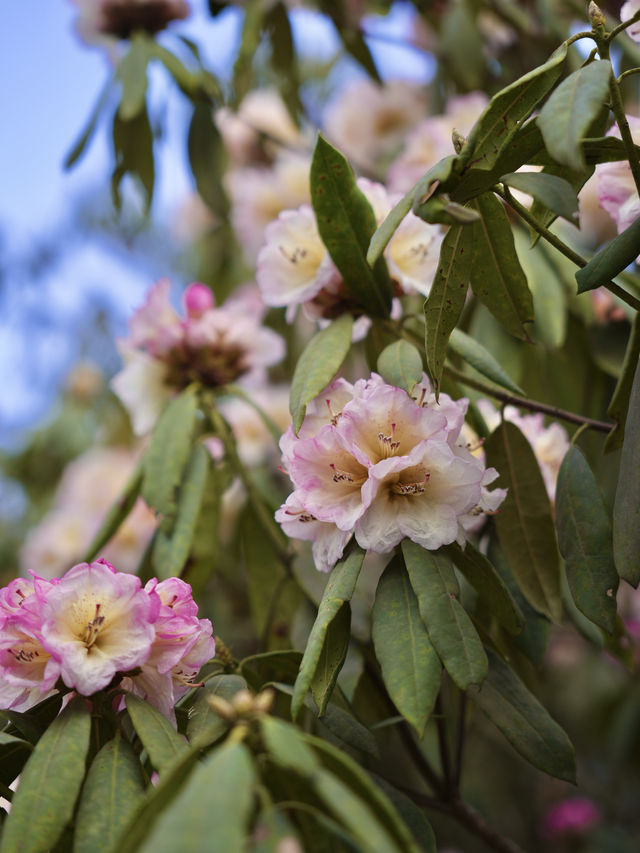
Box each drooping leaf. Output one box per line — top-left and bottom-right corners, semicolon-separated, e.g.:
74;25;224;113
445;542;524;635
261;715;320;776
231;0;263;105
514;228;567;350
485;421;562;622
605;314;640;451
371;557;442;736
424;224;472;393
74;732;145;853
402;541;488;690
377;340;424;393
125;694;189;774
501;171;578;223
290;314;353;434
0;697;91;853
538;60;612;171
613;359;640;586
82;462;144;563
311;134;392;317
0;694;64;746
440;0;484;91
367;188;413;266
582;135;640;165
310;602;351;716
468;649;576;782
117;35;151;121
137;742;256;853
111;105;155;211
241;651;303;691
448;328;525;395
0;738;32;788
64;74;114;169
264;2;303;122
469;192;534;340
186;675;248;748
555;446;618;632
188;101;229;220
411;155;459;215
576;216;640;294
141;387;198;520
318;1;380;81
291;544;365;719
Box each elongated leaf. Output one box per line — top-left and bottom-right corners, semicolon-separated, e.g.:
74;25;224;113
0;694;63;746
0;739;32;788
232;0;262;105
125;695;188;773
188;101;229;220
469;649;576;782
514;228;566;350
372;558;442;736
0;697;90;853
556;446;618;632
501;171;578;222
582;135;640;165
290;314;353;433
241;650;302;691
576;216;640;294
402;542;487;690
445;542;524;635
264;2;303;122
186;675;247;747
318;1;380;81
485;422;562;622
377;340;423;393
310;602;351;716
372;775;436;853
261;715;320;776
64;74;113;169
111;105;154;211
291;544;365;719
367;189;413;266
83;462;144;562
448;328;525;395
138;742;256;853
141;388;198;520
469;192;534;340
411;155;458;216
424;224;472;393
613;359;640;586
606;314;640;450
74;732;145;853
538;61;611;171
459;44;567;172
152;445;209;578
117;35;150;121
311;134;392;317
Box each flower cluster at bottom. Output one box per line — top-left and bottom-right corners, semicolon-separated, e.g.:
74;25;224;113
0;560;214;723
276;373;506;573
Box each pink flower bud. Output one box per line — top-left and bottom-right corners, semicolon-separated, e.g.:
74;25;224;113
540;797;602;840
184;283;214;318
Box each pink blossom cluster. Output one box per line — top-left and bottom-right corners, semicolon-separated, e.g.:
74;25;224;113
0;560;214;723
111;280;285;434
276;374;506;573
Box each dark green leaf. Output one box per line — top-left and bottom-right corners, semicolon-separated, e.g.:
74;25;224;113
468;649;576;782
445;541;524;635
0;739;32;788
188;102;229;220
0;694;63;746
64;75;113;169
469;192;534;340
138;742;256;853
290;314;353;434
241;651;303;691
83;462;143;563
111;105;155;211
186;675;248;747
377;340;423;393
582;135;640;165
605;314;640;451
125;695;188;774
411;155;458;217
310;602;351;716
0;697;91;853
372;557;442;736
501;172;578;222
424;224;472;393
264;2;303;122
318;2;380;81
448;328;525;395
485;421;562;622
117;35;151;121
74;732;145;853
513;229;566;350
261;715;320;776
538;60;612;171
371;775;437;853
367;189;413;266
576;216;640;293
556;446;618;632
311;134;392;317
240;506;288;640
141;388;198;520
613;359;640;586
402;541;488;690
316;701;378;757
440;0;484;91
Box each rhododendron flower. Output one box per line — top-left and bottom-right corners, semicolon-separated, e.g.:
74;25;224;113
596;114;640;259
277;374;506;571
540;797;602;840
621;1;640;42
72;0;189;45
111;280;285;434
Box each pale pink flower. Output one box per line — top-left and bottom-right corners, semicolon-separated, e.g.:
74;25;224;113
596;115;640;259
217;386;291;468
621;1;640;42
275;494;352;574
37;560;159;696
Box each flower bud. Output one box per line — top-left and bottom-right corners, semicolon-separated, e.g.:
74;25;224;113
452;128;466;154
231;689;255;715
184;283;214;318
206;694;236;722
588;2;606;31
254;688;275;715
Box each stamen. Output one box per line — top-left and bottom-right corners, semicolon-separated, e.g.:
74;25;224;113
391;472;430;496
83;603;106;648
284;508;316;523
278;245;308;265
12;648;38;663
378;423;401;457
330;463;354;483
325;398;342;426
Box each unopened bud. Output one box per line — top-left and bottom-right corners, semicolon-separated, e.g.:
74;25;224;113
231;689;255;715
184;282;214;318
254;688;275;715
206;695;236;721
213;636;235;669
452;129;466;154
588;2;606;31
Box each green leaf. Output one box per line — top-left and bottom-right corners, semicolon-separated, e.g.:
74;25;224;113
402;541;488;690
371;557;442;736
370;775;436;853
264;2;303;122
64;74;113;169
445;542;524;635
469;192;534;340
555;446;618;632
424;224;472;393
582;135;640;165
0;694;64;746
291;543;365;719
117;35;151;121
74;732;145;853
125;695;188;774
576;216;640;294
411;155;458;216
188;101;229;220
513;228;567;350
261;715;320;776
240;650;303;691
448;328;525;395
82;462;143;563
485;421;562;622
468;649;576;782
501;172;578;223
141;388;198;520
185;675;247;748
367;188;413;266
138;742;256;853
605;314;640;451
377;340;424;393
311;134;392;317
613;359;640;586
440;0;484;91
232;0;263;105
459;43;567;172
538;60;612;171
0;697;91;853
318;1;380;82
111;105;155;211
290;314;354;434
310;602;351;716
153;445;209;579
